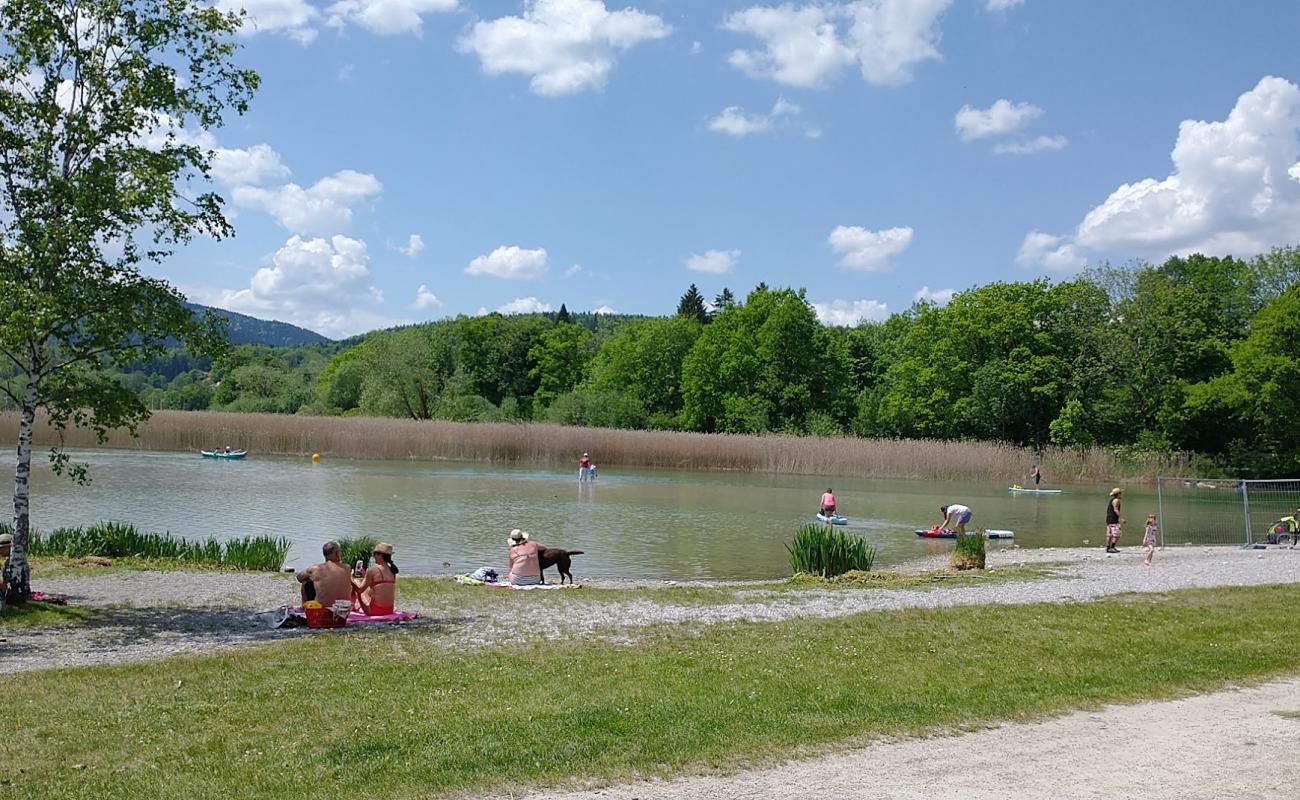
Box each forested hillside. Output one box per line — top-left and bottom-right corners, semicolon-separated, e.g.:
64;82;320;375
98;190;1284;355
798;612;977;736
9;251;1298;476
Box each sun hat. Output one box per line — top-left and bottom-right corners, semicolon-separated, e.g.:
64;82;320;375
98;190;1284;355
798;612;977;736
508;528;529;545
1110;487;1124;496
373;541;393;555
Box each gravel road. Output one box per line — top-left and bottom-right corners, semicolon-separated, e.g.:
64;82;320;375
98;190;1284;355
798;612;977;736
4;545;1298;673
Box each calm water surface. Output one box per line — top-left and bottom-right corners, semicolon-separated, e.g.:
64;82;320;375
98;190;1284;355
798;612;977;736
9;449;1165;579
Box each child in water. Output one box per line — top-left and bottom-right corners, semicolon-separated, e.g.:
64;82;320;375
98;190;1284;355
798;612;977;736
1143;514;1159;566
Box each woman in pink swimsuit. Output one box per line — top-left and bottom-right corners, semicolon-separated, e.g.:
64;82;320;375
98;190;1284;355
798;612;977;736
354;541;398;615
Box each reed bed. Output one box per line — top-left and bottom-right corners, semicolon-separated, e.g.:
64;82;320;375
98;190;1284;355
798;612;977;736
0;410;1192;482
3;521;289;571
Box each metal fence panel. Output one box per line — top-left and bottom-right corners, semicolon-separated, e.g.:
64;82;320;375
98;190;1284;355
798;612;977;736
1242;479;1300;546
1155;477;1250;546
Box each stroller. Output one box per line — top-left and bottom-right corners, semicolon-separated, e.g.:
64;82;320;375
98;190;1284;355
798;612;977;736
1263;516;1298;546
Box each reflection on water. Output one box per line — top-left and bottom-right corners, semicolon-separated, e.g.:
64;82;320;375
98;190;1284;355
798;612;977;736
6;450;1157;579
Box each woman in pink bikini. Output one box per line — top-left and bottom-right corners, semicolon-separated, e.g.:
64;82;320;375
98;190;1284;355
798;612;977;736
353;541;398;615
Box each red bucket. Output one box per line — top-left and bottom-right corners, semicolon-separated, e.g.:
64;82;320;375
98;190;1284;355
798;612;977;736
304;604;347;629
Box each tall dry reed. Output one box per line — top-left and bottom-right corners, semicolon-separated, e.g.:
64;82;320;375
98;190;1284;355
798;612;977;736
0;410;1191;482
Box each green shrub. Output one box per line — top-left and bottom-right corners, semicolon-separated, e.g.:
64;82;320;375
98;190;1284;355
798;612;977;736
951;530;986;570
786;523;876;578
338;536;378;571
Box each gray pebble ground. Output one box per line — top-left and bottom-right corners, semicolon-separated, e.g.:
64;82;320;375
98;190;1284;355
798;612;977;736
4;546;1297;673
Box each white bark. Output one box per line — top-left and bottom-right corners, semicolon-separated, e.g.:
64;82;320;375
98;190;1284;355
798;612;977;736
3;378;36;603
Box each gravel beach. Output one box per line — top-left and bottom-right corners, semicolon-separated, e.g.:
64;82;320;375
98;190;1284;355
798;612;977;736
4;545;1298;673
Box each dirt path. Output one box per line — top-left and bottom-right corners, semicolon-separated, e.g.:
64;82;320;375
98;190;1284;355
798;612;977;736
530;680;1300;800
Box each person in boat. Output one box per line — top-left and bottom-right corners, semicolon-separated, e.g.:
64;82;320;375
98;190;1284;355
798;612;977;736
224;445;231;454
578;452;592;481
820;488;837;522
296;540;355;606
507;528;546;586
353;541;398;615
939;503;972;535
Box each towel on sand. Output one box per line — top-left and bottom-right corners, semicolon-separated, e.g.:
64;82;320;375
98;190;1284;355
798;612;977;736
288;606;418;624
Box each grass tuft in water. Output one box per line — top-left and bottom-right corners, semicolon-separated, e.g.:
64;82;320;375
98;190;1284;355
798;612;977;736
15;522;288;571
786;523;876;578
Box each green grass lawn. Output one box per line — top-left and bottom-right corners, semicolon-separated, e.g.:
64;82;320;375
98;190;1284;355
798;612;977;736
7;583;1298;800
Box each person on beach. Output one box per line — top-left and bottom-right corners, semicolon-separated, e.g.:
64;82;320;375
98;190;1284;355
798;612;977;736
820;488;837;522
0;532;11;605
940;504;972;535
1105;488;1125;553
296;540;355;606
507;529;545;586
578;452;592;482
1143;514;1159;566
353;541;398;615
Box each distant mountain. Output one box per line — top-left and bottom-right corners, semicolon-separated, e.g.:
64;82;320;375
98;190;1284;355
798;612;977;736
183;303;332;347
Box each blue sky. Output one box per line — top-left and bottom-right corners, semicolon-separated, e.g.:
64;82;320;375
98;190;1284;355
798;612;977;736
172;0;1300;337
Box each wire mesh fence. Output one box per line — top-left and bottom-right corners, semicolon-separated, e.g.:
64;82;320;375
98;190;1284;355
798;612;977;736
1155;478;1249;546
1156;477;1300;547
1243;479;1300;546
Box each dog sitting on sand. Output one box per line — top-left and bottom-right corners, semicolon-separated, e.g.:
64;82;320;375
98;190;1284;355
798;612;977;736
537;547;584;585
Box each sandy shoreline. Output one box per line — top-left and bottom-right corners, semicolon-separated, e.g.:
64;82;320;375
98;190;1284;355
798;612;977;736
4;545;1297;674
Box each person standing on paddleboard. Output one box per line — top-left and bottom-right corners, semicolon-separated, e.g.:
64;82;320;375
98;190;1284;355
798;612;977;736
1031;463;1042;487
820;488;837;523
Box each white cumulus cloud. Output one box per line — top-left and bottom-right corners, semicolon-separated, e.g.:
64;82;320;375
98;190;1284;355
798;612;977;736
218;0;320;44
954;99;1042;140
1018;76;1300;269
456;0;671;96
396;234;425;258
412;284;442;310
984;0;1024;11
686;249;741;273
494;297;552;315
466;245;549;280
326;0;458;36
914;286;956;305
724;0;951;89
828;225;914;270
210;144;291;186
197;235;399;338
232;170;383;236
708;96;811;137
994;135;1069;155
812;299;890;326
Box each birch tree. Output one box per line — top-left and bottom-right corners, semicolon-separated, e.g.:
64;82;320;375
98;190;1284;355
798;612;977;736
0;0;257;603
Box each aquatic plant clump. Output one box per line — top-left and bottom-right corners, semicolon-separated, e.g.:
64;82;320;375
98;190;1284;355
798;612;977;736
338;536;379;571
951;530;987;571
21;522;289;571
786;523;876;578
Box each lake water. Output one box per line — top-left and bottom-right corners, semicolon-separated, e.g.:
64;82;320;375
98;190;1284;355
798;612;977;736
1;449;1196;579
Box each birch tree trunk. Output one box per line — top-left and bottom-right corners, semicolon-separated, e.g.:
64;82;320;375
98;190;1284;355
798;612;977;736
3;380;36;605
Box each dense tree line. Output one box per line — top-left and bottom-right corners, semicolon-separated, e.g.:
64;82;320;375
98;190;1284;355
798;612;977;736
7;248;1297;475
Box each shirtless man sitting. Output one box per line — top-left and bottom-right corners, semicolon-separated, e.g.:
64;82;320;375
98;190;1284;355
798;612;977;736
296;540;354;607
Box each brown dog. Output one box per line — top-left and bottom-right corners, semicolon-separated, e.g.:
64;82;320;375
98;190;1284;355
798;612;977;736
537;547;584;585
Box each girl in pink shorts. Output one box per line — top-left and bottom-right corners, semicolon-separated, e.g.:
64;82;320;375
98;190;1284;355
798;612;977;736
1143;514;1159;566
